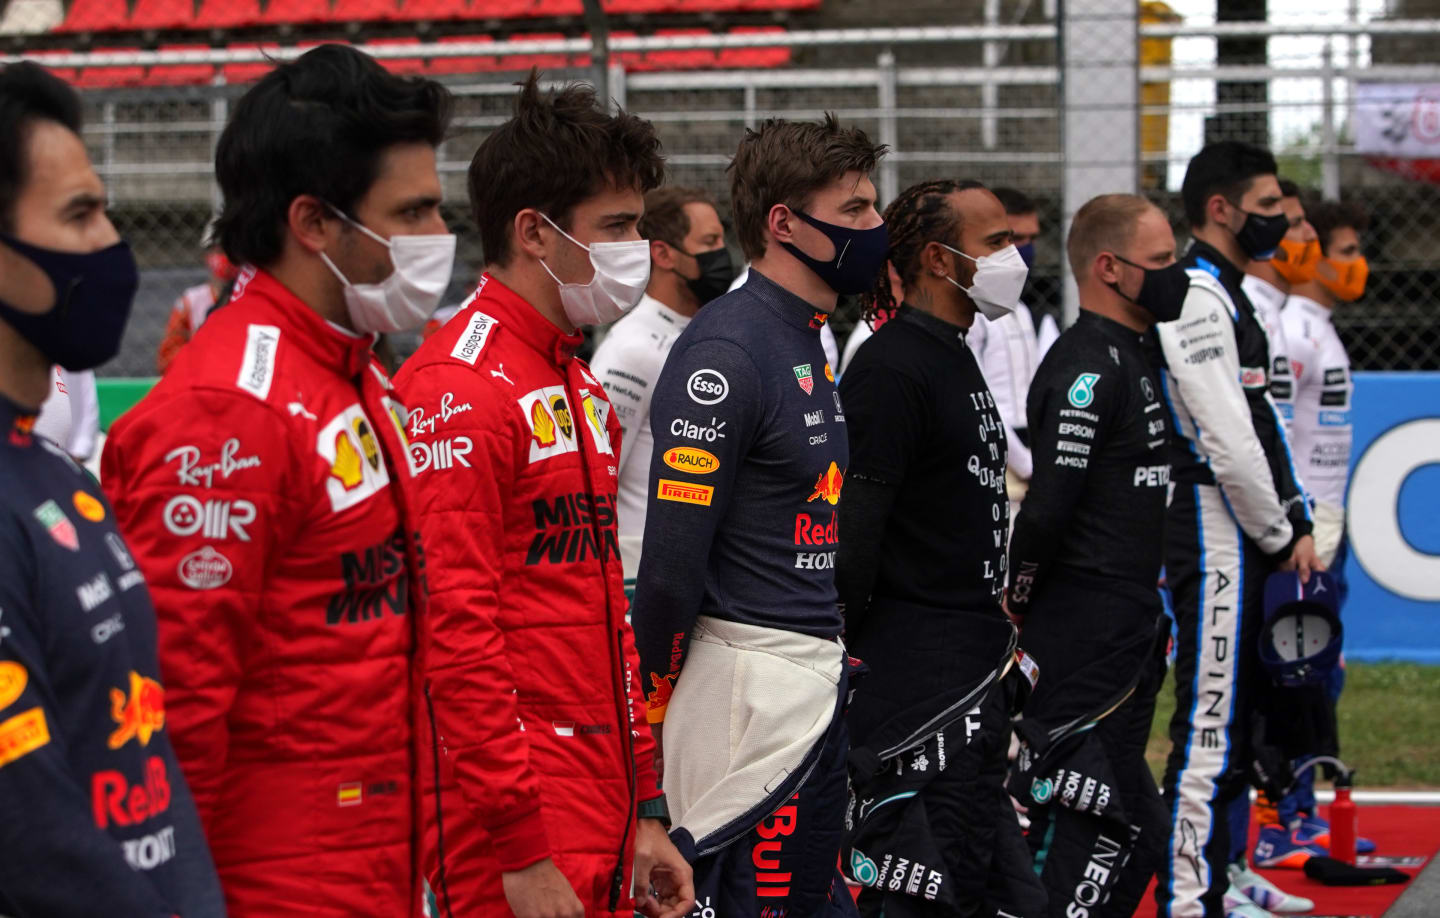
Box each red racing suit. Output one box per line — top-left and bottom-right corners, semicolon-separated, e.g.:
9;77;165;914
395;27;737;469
394;274;661;916
103;267;428;917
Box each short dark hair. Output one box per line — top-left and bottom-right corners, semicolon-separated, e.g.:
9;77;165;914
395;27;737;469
1307;199;1369;255
1067;193;1160;281
728;114;888;261
859;178;986;321
0;62;82;234
1180;140;1278;229
213;44;452;268
639;186;716;249
469;71;664;268
991;186;1037;217
1277;177;1301;198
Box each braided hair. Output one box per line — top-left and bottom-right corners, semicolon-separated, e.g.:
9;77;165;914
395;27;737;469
860;178;986;322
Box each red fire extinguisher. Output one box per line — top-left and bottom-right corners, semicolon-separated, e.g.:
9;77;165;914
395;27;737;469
1330;769;1358;865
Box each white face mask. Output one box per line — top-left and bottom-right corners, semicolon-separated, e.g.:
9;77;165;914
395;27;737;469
537;213;650;327
320;207;456;334
941;243;1029;321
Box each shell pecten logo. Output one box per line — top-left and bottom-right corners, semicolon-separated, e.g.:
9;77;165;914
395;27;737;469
663;446;719;475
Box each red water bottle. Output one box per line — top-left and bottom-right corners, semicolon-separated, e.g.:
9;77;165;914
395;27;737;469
1330;770;1357;865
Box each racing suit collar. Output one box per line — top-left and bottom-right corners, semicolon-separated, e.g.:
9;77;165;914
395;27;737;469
895;302;969;353
475;272;585;366
1187;238;1247;290
1289;293;1333;323
743;267;834;334
639;293;693;330
0;394;39;448
1075;309;1148;350
240;268;381;379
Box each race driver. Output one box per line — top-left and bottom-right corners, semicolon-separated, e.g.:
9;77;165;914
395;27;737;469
589;185;732;568
631;115;886;917
394;73;693;918
836;179;1046;918
103;45;451;915
0;61;225;918
1240;178;1317;422
1006;194;1181;917
1149;140;1321;918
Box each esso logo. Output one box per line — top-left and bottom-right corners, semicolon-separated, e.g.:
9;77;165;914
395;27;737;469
687;369;729;406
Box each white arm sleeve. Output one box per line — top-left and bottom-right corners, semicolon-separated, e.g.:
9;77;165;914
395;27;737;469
1157;284;1294;555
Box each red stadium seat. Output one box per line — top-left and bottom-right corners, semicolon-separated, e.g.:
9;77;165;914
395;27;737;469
141;44;215;85
718;25;790;67
468;0;533;16
676;0;745;11
371;37;425;73
26;51;79;82
55;0;127;32
75;47;146;88
400;0;470;19
222;43;275;83
427;34;497;74
197;0;262;27
500;31;579;70
129;0;195;30
603;0;678;12
642;27;715;71
258;0;332;26
333;0;399;21
741;0;819;9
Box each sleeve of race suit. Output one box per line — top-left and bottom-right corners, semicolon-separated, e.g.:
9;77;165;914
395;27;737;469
589;333;653;484
631;336;762;724
0;522;180;918
1261;388;1314;542
1006;360;1115;615
595;378;663;802
834;360;924;636
1155;283;1295;556
396;364;552;872
102;389;301;834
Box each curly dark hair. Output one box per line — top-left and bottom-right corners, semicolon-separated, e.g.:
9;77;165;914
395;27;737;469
1307;199;1369;256
859;178;986;322
469;70;665;267
213;44;453;268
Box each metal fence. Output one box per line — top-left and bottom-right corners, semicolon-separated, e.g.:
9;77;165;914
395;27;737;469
4;2;1439;374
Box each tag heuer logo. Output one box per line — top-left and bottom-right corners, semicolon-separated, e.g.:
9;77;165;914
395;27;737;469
793;364;814;395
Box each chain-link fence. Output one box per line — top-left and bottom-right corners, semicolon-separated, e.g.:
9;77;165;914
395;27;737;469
2;0;1438;373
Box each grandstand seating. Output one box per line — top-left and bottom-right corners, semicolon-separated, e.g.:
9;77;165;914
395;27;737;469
46;0;818;34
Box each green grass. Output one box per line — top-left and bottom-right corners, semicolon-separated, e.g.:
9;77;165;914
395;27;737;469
1145;662;1440;788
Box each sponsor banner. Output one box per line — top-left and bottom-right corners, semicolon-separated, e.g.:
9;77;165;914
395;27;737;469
656;479;714;506
1353;83;1440;158
1343;372;1440;662
318;404;392;513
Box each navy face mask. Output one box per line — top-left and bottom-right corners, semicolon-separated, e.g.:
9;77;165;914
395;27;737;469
780;209;890;296
0;231;139;370
1016;242;1036;268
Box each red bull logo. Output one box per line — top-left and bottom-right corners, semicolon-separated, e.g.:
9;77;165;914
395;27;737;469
92;755;170;828
807;462;844;505
108;671;165;750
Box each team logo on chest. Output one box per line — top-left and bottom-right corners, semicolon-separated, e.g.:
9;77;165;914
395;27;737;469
317;404;392;513
518;386;579;464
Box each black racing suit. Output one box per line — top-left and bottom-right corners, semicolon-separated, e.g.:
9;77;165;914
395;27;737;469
1146;240;1313;918
0;397;226;918
631;268;855;918
1007;310;1170;918
836;305;1046;918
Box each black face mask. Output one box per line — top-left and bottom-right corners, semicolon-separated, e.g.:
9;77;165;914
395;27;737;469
1233;208;1290;260
681;246;734;307
781;209;891;296
1110;255;1190;323
0;232;139;370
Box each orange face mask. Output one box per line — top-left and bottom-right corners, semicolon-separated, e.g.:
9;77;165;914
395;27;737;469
1272;238;1321;285
1317;255;1369;302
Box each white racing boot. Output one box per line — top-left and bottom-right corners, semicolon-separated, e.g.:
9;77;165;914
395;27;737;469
1228;859;1316;913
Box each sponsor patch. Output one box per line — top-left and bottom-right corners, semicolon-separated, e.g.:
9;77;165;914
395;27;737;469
337;782;363;807
1323;367;1348;385
177;546;233;590
163;495;256;542
408;391;474;437
1067;373;1100;409
687;369;729;405
664;446;719;475
518;386;580;463
579;390;614;456
236;324;280;401
794;363;814;395
73;490;105;522
0;706;49;768
1141;377;1155;401
107;671;165;749
657;479;714;506
0;662;27;710
824;362;834;383
670;416;727;443
449;310;498;365
410;436;473;474
807;461;844;505
33;499;78;551
165;438;261;487
76;572;114;612
1240;366;1268;388
318;404;392;512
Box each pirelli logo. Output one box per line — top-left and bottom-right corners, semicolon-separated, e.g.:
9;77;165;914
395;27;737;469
657;479;714;506
0;706;50;768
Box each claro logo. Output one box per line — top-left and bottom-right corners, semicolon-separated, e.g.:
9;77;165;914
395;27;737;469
1348;417;1440;601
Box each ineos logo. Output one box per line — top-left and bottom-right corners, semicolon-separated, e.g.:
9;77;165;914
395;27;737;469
687;369;729;405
